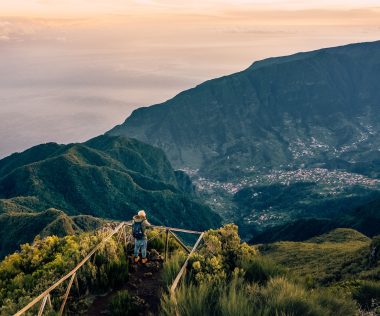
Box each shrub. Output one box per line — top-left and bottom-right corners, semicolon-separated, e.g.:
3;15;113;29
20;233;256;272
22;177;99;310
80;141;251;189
315;290;358;316
146;229;185;254
108;290;139;316
188;224;257;284
0;231;129;315
257;277;321;316
161;251;186;288
370;236;380;265
243;256;284;285
161;281;218;316
250;277;357;316
159;225;359;316
218;275;253;316
353;280;380;311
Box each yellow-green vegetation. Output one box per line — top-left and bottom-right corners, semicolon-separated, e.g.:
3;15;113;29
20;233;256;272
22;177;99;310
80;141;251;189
260;228;372;285
161;251;186;288
0;230;128;315
160;225;358;316
352;281;380;314
259;228;380;314
146;229;184;255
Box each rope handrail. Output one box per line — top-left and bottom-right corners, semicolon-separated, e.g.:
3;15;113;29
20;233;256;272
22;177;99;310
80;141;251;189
14;221;205;316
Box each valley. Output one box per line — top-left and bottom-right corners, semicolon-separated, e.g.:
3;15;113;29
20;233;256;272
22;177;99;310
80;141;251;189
185;167;380;241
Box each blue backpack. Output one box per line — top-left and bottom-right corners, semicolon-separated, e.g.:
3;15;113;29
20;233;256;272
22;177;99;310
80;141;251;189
132;221;144;239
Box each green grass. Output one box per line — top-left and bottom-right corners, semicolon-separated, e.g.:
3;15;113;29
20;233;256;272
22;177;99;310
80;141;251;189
253;277;357;316
108;290;139;316
353;281;380;312
161;250;187;288
161;275;357;316
159;225;363;316
242;255;285;285
161;281;217;316
260;228;371;285
218;277;253;316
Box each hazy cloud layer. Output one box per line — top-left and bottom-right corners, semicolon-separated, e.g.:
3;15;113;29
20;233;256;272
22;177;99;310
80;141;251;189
0;11;380;158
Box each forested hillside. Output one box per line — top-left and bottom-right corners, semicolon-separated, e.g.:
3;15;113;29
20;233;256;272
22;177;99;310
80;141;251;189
0;135;220;258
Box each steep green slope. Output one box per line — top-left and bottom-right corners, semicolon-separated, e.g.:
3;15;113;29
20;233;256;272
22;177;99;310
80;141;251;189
109;41;380;178
0;135;221;257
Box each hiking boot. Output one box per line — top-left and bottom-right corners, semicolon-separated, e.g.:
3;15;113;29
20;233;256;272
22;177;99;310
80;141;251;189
134;256;140;263
141;258;148;264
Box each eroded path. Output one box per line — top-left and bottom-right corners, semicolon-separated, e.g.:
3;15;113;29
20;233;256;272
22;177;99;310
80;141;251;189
86;253;164;316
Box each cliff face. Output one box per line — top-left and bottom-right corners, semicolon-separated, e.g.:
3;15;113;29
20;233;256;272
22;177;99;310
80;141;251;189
109;41;380;178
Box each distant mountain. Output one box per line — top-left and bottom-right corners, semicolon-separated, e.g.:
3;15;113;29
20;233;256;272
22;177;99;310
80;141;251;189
0;135;221;257
109;41;380;179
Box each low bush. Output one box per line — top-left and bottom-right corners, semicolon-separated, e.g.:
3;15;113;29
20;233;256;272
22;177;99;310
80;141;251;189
218;276;253;316
108;290;139;316
353;280;380;311
253;277;357;316
160;225;358;316
243;256;284;285
161;281;218;316
0;231;129;315
161;250;186;288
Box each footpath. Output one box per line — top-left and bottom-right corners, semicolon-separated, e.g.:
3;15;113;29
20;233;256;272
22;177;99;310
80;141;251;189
86;249;164;316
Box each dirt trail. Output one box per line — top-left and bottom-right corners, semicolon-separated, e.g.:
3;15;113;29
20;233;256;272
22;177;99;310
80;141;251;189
86;255;164;316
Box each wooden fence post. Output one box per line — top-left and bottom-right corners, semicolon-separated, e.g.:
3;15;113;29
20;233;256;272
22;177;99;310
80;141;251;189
165;228;169;261
47;294;52;309
74;274;80;296
59;272;76;315
170;232;204;316
37;295;48;316
170;232;204;293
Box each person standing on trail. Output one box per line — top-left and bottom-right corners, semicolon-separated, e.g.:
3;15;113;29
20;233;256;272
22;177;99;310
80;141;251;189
132;210;152;264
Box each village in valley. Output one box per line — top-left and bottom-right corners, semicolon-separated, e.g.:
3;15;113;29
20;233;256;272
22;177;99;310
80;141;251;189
181;167;380;227
186;167;380;196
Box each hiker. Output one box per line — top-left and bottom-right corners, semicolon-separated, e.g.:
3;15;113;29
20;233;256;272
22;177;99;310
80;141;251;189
132;210;152;264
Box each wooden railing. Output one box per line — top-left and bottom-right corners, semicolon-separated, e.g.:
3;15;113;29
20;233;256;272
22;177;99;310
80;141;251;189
14;222;204;316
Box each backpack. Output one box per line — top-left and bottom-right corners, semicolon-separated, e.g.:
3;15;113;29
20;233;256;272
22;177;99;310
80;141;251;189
132;221;144;239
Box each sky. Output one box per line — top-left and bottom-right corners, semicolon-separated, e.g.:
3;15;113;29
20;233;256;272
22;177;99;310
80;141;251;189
0;1;380;157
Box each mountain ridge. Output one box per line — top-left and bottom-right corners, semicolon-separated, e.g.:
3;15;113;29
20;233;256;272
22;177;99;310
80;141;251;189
109;40;380;179
0;134;221;258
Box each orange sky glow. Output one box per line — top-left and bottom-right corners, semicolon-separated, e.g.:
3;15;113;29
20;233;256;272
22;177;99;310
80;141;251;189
0;0;380;157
